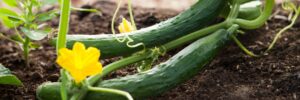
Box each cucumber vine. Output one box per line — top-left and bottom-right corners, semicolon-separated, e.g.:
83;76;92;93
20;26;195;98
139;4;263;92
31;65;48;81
111;0;145;49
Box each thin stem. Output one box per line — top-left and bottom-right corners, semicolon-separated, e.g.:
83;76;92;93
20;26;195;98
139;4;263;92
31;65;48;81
110;0;145;48
266;7;300;52
88;86;133;100
234;0;275;29
111;0;126;42
88;53;149;85
127;0;137;30
163;22;227;50
60;69;68;100
23;37;30;67
231;35;258;57
225;0;240;26
56;0;71;53
57;0;71;100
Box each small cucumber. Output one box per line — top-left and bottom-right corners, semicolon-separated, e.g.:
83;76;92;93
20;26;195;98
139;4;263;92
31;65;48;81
53;0;226;59
37;28;234;100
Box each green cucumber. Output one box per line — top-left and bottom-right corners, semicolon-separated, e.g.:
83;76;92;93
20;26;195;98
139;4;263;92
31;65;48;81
37;28;234;100
53;0;226;59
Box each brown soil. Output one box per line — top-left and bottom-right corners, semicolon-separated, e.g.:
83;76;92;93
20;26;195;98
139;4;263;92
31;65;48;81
0;1;299;100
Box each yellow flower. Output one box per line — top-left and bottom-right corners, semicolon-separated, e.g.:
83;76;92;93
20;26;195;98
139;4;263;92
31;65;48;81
118;18;135;33
56;42;102;84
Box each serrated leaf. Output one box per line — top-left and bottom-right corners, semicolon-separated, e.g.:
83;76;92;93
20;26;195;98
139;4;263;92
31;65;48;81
21;27;49;40
0;64;23;86
2;0;18;7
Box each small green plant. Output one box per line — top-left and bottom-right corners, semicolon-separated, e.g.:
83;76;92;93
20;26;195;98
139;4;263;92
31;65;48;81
0;0;58;66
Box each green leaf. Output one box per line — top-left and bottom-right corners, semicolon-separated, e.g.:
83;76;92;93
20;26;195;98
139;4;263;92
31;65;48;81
0;8;20;20
0;8;22;28
0;16;21;28
10;34;24;43
21;27;49;41
36;10;58;22
2;0;18;7
0;64;23;86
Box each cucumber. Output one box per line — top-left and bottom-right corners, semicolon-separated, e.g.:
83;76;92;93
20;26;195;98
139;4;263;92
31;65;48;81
53;0;226;59
37;28;234;100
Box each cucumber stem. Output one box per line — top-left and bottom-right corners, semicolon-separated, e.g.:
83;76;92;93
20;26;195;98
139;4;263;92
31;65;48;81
226;0;240;26
56;0;71;53
231;35;259;57
234;0;275;29
88;86;133;100
60;69;68;100
163;22;227;50
127;0;137;30
57;0;71;100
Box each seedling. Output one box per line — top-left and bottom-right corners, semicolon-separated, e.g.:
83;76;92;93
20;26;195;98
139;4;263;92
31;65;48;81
0;0;58;66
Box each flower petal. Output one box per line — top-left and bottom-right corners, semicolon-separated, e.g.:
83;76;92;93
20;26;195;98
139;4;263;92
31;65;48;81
57;48;75;71
69;70;85;84
83;62;102;76
73;42;86;57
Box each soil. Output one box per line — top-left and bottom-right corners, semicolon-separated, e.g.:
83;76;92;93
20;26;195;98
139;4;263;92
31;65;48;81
0;1;299;100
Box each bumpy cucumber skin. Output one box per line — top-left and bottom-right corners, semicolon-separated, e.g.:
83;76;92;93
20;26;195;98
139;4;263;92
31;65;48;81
55;0;226;59
37;29;232;100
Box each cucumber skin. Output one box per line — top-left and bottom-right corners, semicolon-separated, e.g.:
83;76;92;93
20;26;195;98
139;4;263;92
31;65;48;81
56;0;226;59
37;29;232;100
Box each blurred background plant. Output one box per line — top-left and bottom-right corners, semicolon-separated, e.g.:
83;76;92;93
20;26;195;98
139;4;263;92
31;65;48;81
0;0;58;66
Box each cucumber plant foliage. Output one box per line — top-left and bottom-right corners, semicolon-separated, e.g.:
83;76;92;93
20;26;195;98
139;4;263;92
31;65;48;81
35;0;277;100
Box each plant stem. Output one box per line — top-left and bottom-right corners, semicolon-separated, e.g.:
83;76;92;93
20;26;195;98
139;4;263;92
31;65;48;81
23;37;30;67
234;0;275;29
163;22;227;50
57;0;71;100
231;35;258;57
88;86;133;100
88;53;149;84
60;69;68;100
266;7;300;52
127;0;137;30
56;0;71;53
